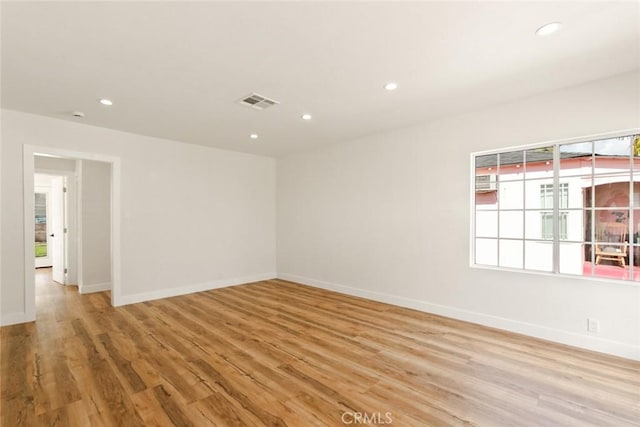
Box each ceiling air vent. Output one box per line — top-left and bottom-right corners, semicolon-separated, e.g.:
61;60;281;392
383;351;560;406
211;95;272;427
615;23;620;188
238;93;280;110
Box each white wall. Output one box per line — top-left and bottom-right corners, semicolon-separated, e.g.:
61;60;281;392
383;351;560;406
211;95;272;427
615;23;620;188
34;173;56;187
1;110;276;323
277;71;640;359
35;155;76;173
79;160;111;292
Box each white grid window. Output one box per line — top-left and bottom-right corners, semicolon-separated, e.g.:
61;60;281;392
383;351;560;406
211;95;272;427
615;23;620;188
473;133;640;282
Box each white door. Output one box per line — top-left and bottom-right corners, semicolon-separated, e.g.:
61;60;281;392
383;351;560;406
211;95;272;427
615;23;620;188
34;187;52;268
51;176;66;284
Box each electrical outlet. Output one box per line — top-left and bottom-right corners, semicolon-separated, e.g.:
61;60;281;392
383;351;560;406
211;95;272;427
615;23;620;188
587;318;600;333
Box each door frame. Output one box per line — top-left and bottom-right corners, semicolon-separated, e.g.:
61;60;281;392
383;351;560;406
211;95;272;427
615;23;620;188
23;146;122;321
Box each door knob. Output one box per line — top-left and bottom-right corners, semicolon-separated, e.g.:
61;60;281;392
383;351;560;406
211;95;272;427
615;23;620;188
49;233;54;237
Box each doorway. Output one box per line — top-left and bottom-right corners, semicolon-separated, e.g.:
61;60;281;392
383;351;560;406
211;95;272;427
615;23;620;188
23;146;122;322
34;172;76;285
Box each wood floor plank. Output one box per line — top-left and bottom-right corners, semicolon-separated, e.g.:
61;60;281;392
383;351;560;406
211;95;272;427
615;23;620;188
36;405;70;427
190;390;259;427
2;268;639;426
97;333;147;393
151;384;195;427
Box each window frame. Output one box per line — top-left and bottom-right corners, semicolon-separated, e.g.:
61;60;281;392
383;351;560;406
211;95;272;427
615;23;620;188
470;128;640;285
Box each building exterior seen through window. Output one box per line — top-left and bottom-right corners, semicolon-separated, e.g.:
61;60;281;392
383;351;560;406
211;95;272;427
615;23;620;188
473;133;640;282
539;183;568;240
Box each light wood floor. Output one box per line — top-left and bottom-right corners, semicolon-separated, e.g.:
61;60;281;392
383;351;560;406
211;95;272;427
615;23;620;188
1;269;639;426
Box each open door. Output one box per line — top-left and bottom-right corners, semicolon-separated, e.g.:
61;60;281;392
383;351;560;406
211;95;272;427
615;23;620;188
51;176;65;284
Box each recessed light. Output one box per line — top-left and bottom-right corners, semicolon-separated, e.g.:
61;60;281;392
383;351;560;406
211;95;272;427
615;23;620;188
301;113;312;121
384;82;398;91
99;98;113;106
250;133;259;140
536;22;562;36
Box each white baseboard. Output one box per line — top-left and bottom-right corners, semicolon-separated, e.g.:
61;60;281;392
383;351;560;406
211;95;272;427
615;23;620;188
277;273;640;361
1;312;29;326
114;273;276;307
79;282;111;294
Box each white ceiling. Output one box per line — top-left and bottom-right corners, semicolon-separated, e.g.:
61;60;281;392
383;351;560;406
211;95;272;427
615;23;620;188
2;2;639;157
